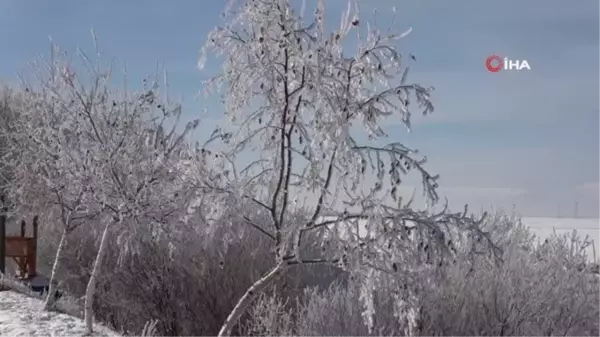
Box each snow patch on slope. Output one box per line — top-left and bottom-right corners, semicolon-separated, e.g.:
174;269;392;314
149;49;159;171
0;290;119;336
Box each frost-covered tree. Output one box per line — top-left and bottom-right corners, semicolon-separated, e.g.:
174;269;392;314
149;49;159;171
5;43;208;333
3;55;107;310
198;0;499;335
0;85;24;199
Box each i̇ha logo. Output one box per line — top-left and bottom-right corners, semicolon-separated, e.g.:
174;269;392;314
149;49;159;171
485;54;531;72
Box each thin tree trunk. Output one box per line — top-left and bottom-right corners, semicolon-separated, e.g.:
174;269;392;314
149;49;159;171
217;262;287;337
84;221;111;335
43;227;68;311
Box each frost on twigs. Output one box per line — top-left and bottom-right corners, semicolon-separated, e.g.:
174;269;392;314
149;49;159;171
3;41;226;331
4;42;221;263
198;0;498;335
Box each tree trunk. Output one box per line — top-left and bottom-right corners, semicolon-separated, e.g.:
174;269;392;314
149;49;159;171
84;221;111;335
43;227;68;311
217;262;287;337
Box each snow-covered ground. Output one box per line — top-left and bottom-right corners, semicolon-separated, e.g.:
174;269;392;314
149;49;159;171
0;290;119;337
523;217;599;261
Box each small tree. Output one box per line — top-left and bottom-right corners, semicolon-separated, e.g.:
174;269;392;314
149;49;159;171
9;42;208;333
198;1;498;335
3;59;105;310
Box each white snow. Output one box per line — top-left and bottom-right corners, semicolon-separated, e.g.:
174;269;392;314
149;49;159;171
0;290;119;337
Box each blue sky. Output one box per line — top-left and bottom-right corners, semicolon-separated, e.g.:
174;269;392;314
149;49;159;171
0;0;598;217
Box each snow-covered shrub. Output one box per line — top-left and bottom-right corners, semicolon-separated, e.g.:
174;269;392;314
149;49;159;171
416;212;599;336
244;211;599;336
33;200;343;336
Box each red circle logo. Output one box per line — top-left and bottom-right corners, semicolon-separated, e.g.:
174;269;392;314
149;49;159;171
485;55;503;72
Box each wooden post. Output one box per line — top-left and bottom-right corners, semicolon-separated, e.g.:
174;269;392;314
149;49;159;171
20;219;27;278
30;215;38;277
0;212;5;275
0;195;6;275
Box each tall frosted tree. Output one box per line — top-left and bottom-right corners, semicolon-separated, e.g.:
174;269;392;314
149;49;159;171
198;0;499;335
